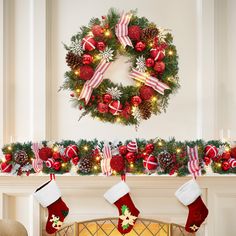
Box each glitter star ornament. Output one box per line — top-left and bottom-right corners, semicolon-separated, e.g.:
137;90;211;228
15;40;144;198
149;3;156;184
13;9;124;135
100;47;114;62
106;87;122;99
135;55;147;72
69;39;84;56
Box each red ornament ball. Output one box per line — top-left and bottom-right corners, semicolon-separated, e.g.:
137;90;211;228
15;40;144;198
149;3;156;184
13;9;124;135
65;144;78;159
72;156;80;165
135;41;146;52
96;41;106;51
126;152;136;163
103;93;112;103
145;143;155;154
109;100;123;115
110;155;125;172
97;102;109;113
82;54;93;65
82;36;96;51
119;145;128;155
146;58;155;67
39;147;52;161
5;153;12;162
222;161;230;171
91;25;104;37
143;155;158;171
53;161;61;171
131;96;142;106
128;25;142;41
222;152;231;160
205;145;218;159
52;152;61;160
0;162;12;173
139;85;155;101
150;47;165;61
230;147;236;159
154;61;165;73
80;65;94;80
204;156;211;165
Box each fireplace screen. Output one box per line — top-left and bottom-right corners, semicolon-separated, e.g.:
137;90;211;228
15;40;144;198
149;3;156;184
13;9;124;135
55;218;194;236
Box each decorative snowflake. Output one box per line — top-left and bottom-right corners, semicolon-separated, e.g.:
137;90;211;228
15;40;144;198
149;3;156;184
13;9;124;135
132;106;142;122
218;145;226;156
11;164;21;175
158;27;170;43
106;87;122;99
136;56;146;72
21;164;33;172
70;39;84;56
55;145;65;155
100;47;114;62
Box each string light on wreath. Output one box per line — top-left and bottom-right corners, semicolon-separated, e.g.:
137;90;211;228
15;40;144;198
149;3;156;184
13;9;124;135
62;8;179;126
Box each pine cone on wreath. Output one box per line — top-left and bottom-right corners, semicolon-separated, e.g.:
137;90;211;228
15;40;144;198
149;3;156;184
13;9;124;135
14;150;28;165
78;158;92;174
158;151;174;171
139;101;152;120
66;51;82;70
142;27;159;40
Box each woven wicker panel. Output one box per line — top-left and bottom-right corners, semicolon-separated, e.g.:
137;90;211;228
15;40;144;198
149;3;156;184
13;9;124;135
55;218;194;236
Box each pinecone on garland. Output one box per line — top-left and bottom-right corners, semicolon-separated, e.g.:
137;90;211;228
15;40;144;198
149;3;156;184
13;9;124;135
14;150;28;165
66;51;82;70
142;27;159;40
158;151;174;171
139;101;152;120
78;158;92;174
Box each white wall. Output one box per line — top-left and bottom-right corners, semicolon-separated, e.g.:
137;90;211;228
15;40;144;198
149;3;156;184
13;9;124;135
2;0;232;145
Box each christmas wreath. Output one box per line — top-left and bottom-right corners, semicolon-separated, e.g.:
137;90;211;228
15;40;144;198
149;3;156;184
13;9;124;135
61;9;179;125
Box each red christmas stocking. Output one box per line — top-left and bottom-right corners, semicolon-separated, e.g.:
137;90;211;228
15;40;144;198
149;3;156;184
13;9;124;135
104;181;140;234
175;179;208;233
34;180;69;234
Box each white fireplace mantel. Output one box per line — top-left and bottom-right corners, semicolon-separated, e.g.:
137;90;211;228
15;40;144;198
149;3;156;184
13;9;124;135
1;175;236;236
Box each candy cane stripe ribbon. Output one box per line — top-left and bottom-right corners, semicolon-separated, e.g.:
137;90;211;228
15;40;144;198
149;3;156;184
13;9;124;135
31;143;43;173
187;146;201;178
101;144;112;176
79;59;111;104
129;68;170;95
115;12;133;48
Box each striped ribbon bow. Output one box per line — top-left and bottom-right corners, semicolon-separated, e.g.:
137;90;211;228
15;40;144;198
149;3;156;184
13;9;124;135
79;60;111;104
187;146;201;178
129;68;170;95
115;12;133;48
31;143;43;173
101;144;112;176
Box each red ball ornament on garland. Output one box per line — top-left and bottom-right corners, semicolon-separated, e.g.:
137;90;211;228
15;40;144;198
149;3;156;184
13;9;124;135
82;36;96;51
222;152;231;160
72;156;80;165
65;144;78;159
230;147;236;159
154;61;165;73
52;152;61;160
126;152;136;163
143;155;158;171
45;158;54;168
222;161;230;171
110;155;125;172
109;100;123;115
205;145;218;159
131;96;142;106
146;58;155;67
53;161;61;171
97;102;109;113
119;145;128;155
82;54;93;65
150;48;165;61
0;162;12;173
39;147;52;161
128;25;142;41
96;41;106;51
204;156;211;165
135;41;146;52
5;153;12;162
145;143;155;154
80;65;94;80
139;85;155;101
103;93;112;103
91;25;104;37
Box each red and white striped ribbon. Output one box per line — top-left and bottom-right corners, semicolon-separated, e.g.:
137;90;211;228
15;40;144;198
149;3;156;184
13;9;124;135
79;59;111;104
101;144;112;176
129;68;170;95
187;146;201;178
127;141;138;153
115;12;133;48
31;143;43;173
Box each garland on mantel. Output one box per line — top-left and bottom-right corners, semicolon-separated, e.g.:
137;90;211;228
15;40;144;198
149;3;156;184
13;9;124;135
1;139;236;176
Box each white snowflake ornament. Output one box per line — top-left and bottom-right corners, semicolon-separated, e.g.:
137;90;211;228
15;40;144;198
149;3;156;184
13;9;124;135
106;87;122;99
132;106;142;122
100;47;114;62
158;27;170;43
136;56;146;72
70;39;84;56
